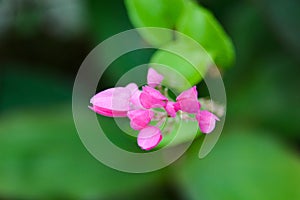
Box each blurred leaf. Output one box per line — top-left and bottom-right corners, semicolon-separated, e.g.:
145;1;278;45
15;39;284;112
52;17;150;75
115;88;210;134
150;38;212;93
175;129;300;200
157;120;200;149
0;106;162;199
125;0;185;46
227;55;300;137
176;1;235;68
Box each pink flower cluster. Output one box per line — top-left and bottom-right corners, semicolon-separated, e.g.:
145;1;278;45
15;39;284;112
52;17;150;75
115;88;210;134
89;68;219;151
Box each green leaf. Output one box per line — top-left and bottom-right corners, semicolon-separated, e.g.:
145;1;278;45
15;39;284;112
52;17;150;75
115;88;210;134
176;1;235;68
175;129;300;200
0;106;162;199
226;54;300;137
150;38;212;93
125;0;185;46
157;119;200;149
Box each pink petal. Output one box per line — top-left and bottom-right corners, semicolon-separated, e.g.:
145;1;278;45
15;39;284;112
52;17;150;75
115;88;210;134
176;86;200;113
147;68;164;88
124;83;145;109
127;109;154;130
177;99;200;113
196;110;220;134
125;83;138;95
142;86;168;100
130;90;143;109
140;86;168;109
176;86;198;101
90;87;131;117
173;102;181;111
137;126;162;150
89;105;128;117
164;102;177;118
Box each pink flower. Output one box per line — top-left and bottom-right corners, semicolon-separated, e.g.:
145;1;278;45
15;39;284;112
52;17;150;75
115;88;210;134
125;82;139;95
140;86;168;109
164;102;178;118
125;83;144;109
196;110;220;134
130;90;143;109
127;109;154;130
137;126;162;150
175;86;200;114
89;87;131;117
147;68;164;88
89;68;221;151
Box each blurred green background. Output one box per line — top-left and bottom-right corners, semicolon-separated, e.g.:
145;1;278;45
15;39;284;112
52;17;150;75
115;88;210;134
1;0;300;199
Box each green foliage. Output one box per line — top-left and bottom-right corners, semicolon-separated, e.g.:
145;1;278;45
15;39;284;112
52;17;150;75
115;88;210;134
150;38;212;92
125;0;235;69
125;0;235;92
176;129;300;200
0;107;162;199
224;2;300;138
157;120;200;149
125;0;185;46
228;55;300;137
176;1;235;68
1;0;300;199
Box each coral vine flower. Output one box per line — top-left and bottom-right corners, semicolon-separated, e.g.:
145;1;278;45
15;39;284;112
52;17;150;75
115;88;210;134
125;83;139;95
140;86;168;109
130;90;143;109
89;87;131;117
196;110;220;134
127;109;154;130
137;126;162;150
89;67;220;151
165;102;178;118
175;86;200;114
147;68;164;88
126;83;143;109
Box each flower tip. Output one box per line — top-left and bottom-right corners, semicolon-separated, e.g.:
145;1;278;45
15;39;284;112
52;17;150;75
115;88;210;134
137;126;162;151
176;86;198;101
197;110;219;134
127;109;154;130
125;83;138;95
140;86;168;109
88;105;94;111
147;68;164;88
165;102;177;118
89;87;131;117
